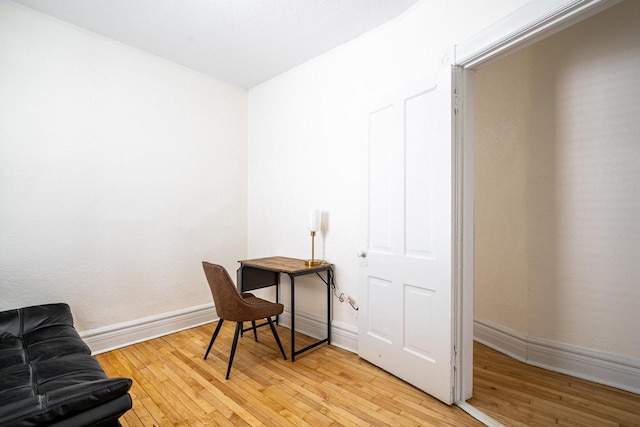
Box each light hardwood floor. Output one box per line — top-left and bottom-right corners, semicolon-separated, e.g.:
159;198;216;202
469;343;640;427
96;322;640;426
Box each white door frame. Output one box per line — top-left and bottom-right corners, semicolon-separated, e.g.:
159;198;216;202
452;0;622;402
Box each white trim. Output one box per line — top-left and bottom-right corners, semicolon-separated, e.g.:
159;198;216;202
80;303;359;356
474;318;640;395
329;319;359;354
456;401;505;427
456;0;622;69
453;65;476;403
80;303;217;355
474;318;527;362
278;309;359;354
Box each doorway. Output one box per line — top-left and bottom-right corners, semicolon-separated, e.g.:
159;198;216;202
458;0;640;404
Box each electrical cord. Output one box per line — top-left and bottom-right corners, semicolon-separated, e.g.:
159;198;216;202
316;267;359;311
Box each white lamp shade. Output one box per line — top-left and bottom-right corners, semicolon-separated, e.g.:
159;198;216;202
309;209;321;232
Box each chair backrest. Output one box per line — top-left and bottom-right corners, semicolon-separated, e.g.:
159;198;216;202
202;262;247;321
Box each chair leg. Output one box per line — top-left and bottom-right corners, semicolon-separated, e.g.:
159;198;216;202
204;319;224;360
251;320;258;342
267;317;287;360
226;322;242;380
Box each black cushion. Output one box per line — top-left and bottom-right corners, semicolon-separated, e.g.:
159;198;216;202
0;303;132;426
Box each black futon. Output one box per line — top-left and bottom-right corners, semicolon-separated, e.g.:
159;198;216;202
0;303;132;426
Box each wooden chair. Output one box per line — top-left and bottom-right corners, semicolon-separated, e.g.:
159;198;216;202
202;262;287;379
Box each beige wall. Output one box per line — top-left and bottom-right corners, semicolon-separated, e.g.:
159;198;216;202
474;0;640;359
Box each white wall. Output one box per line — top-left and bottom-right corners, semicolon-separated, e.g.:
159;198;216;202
474;0;640;359
247;0;528;326
0;0;539;343
0;1;248;331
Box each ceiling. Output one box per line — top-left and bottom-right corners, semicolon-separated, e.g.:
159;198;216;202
11;0;421;89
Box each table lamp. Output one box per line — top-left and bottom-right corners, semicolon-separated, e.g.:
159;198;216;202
305;209;322;267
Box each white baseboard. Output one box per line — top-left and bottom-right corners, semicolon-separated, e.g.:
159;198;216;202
474;318;528;361
80;303;359;356
80;303;217;354
278;309;359;354
474;318;640;395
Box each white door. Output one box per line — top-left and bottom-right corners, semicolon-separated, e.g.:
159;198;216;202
358;53;454;404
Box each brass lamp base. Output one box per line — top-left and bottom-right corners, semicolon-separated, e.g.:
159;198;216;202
305;229;321;267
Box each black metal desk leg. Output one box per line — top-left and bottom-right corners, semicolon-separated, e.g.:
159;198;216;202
237;266;244;291
327;269;331;345
290;274;296;361
276;275;280;325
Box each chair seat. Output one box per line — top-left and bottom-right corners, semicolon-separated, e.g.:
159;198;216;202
236;293;284;321
241;294;275;305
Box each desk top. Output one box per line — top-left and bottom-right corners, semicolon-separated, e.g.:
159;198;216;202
238;256;332;274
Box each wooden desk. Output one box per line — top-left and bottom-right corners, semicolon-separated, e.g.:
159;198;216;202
237;256;332;361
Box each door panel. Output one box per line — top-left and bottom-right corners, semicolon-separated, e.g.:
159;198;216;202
368;105;396;253
359;53;454;404
406;89;436;259
404;284;435;361
368;277;393;343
